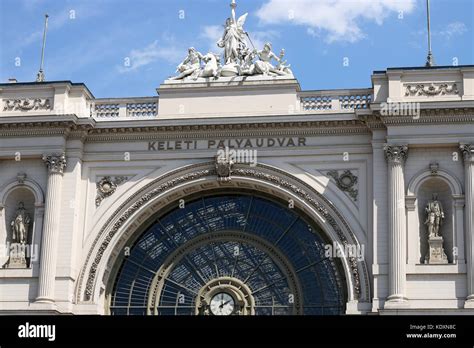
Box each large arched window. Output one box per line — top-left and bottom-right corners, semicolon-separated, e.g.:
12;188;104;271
110;194;346;315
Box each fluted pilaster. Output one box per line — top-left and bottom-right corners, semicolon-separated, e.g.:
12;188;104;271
460;144;474;308
384;145;409;307
36;153;66;303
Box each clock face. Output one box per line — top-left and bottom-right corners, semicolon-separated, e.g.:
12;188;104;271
209;292;235;316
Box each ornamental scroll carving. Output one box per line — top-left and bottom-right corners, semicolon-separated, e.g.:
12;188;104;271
326;170;358;201
3;98;51;111
405;83;459;97
96;176;129;207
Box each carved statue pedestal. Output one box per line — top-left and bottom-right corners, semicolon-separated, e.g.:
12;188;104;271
5;243;27;269
425;236;448;264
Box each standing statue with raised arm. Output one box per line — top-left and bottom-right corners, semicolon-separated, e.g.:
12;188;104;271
216;0;250;77
217;0;248;65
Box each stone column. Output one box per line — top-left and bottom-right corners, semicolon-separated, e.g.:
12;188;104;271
384;145;409;307
460;144;474;308
36;153;66;303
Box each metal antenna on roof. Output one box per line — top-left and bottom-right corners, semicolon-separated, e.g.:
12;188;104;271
425;0;435;67
36;14;49;82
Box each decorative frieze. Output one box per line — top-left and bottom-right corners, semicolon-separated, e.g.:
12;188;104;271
96;176;129;206
3;98;51;111
326;170;358;201
405;83;459;97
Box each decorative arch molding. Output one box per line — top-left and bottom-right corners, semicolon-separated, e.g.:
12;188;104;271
0;177;45;206
407;168;463;197
75;162;371;309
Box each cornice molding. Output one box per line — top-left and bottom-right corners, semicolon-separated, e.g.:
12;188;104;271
86;120;369;142
0;107;472;140
0;121;93;139
358;114;386;130
377;108;474;126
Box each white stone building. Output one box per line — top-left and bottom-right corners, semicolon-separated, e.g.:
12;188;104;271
1;63;473;315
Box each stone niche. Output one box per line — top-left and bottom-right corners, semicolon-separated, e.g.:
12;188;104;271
417;178;453;263
1;188;35;268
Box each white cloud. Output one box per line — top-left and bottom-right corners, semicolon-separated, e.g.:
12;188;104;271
118;40;182;73
409;21;468;49
18;3;104;49
256;0;416;43
439;21;467;39
201;25;223;52
202;25;223;45
250;30;280;51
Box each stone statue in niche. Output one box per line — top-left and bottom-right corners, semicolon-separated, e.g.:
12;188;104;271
424;193;448;264
424;193;445;238
5;202;31;268
10;202;30;245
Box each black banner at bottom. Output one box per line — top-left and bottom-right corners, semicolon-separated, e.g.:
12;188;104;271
0;315;472;347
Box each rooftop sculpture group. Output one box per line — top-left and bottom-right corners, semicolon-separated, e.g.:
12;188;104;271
169;0;293;81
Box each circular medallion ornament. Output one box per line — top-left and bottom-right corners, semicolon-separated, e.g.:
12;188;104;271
339;172;357;190
98;177;117;196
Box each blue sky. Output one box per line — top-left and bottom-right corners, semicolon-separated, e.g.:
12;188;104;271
0;0;472;98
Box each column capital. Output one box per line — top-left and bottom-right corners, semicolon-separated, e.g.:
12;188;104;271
42;153;67;174
384;144;408;164
460;144;474;163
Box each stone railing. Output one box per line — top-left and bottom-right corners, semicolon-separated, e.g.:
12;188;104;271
299;89;372;112
91;97;158;119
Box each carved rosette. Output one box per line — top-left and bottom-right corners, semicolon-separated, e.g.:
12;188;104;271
3;98;51;111
326;170;358;201
460;144;474;162
383;145;408;164
42;153;67;174
96;176;129;206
